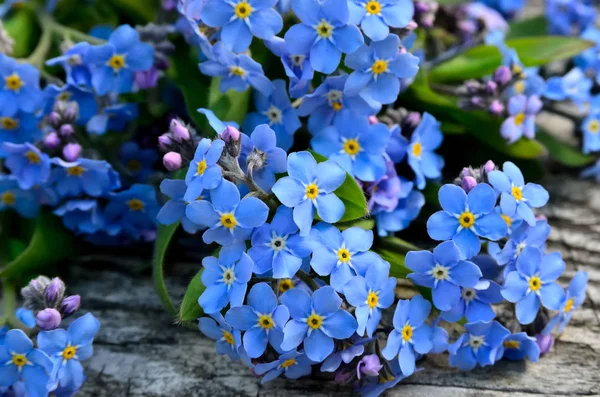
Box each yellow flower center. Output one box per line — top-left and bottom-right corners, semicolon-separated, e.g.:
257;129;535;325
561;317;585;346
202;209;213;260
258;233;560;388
258;314;275;329
587;119;600;134
564;298;574;313
234;1;252;18
459;211;475;228
512;64;524;78
315;19;334;39
281;358;297;368
25;150;41;164
514;80;525;94
229;66;246;77
1;117;18;130
501;214;512;227
279;279;294;293
223;330;235;345
337;248;351;263
503;340;520;349
108;54;127;72
365;0;382;14
367;291;379;309
128;159;142;172
305;183;319;200
307;313;323;330
511;186;523;201
401;324;413;341
528;276;542;292
5;73;23;92
62;346;77;360
343;139;360;156
196;159;207;175
331;101;343;112
372;60;388;75
514;112;525;126
1;191;15;206
67;166;85;176
57;91;72;101
412;142;422;157
11;354;27;368
220;213;237;229
127;198;145;211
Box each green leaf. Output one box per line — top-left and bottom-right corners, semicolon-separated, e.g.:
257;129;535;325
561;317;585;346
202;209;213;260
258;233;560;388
4;9;39;58
422;182;441;206
380;236;419;252
430;36;594;82
309;151;369;222
106;0;159;23
376;249;410;279
179;270;206;322
536;130;595;167
207;79;251;127
506;15;548;39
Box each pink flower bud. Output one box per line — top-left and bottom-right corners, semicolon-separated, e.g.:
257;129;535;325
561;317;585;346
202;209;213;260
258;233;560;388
163;152;182;171
221;125;241;142
483;160;495;173
59;124;74;136
357;355;383;379
536;334;553;355
61;295;81;316
158;134;172;150
368;115;379;125
488;100;504;116
493;65;512;86
49;112;60;125
44;277;65;305
461;176;478;193
485;81;498;95
63;143;82;161
43;132;60;149
171;119;190;142
36;308;62;330
135;68;159;90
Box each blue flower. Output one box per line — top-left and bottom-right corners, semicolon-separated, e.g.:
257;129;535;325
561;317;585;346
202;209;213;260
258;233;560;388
254;350;313;383
264;37;313;98
344;34;419;104
365;160;404;213
200;0;282;52
200;42;273;96
198;313;242;360
15;308;35;328
280;286;357;362
348;0;414;41
310;225;380;291
297;75;378;134
546;0;595;35
0;54;42;115
448;320;510;371
440;280;503;323
582;107;600;154
184;138;224;202
156;179;204;234
186;180;269;245
478;0;525;17
0;109;41;155
50;158;119;198
0;176;39;218
311;113;390;182
0;329;54;397
3;143;51;189
225;283;289;358
543;271;588;335
248;206;315;278
406;112;444;190
43;84;97;125
381;295;433;376
544;68;592;107
487;161;549;226
104;184;160;237
495;219;550;269
54;200;106;235
375;187;424;237
344;260;396;337
320;335;372;372
427;184;507;259
499;332;540;362
86;103;139;135
238;125;288;190
119;142;157;184
386;124;408;163
272;151;346;236
46;42;93;88
576;27;600;80
284;0;364;74
198;247;254;313
580;158;600;182
242;80;301;151
500;95;542;143
501;246;566;324
37;313;100;393
84;25;154;95
406;241;483;311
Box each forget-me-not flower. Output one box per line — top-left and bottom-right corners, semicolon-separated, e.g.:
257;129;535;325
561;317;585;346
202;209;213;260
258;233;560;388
440;280;503;323
184;138;224;203
3;143;51;190
50;158;118;198
0;176;39;218
348;0;414;41
43;84;97;125
448;320;510;371
495;219;550;269
86;103;139;135
119;142;157;184
499;332;540;362
407;112;444;190
54;200;106;235
0;54;42;114
582;103;600;154
500;95;542;143
0;109;41;156
198;313;242;360
544;67;592;107
264;37;313;98
156;179;204;234
254;350;313;383
46;42;93;88
543;271;588;335
375;187;425;237
321;335;372;372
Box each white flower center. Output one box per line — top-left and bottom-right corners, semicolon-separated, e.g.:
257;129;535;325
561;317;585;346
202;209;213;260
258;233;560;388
264;105;283;125
269;235;287;252
468;335;486;351
462;288;477;302
430;264;450;281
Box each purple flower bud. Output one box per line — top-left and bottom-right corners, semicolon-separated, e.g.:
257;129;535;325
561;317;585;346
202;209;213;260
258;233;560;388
158;134;172;150
61;295;81;316
461;176;478;193
63;143;82;161
49;112;60;125
493;65;512;86
163;152;182;171
135;68;159;90
465;80;480;93
415;1;430;13
170;119;190;142
488;100;504;116
406;20;418;31
483;160;495;173
485;81;498;95
421;14;435;28
59;124;74;136
334;370;353;384
36;308;62;330
357;355;383;379
402;112;421;130
368;115;379;125
470;96;484;107
536;333;553;355
43;132;60;149
221;125;240;142
63;102;79;121
44;277;65;305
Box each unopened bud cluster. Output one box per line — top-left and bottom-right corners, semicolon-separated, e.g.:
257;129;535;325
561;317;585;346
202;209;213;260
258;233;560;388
44;100;83;161
20;276;81;330
454;160;496;192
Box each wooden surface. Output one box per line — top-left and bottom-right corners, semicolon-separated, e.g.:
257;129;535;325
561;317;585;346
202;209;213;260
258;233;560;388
71;173;600;397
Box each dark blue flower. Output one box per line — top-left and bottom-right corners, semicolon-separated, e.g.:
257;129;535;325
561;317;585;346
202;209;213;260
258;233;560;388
156;179;204;234
3;143;51;189
375;186;424;237
254;350;313;383
348;0;414;41
43;84;97;125
0;54;42;115
407;112;444;190
184;138;224;202
543;271;588;335
119;142;157;184
198;313;242;360
264;37;313;98
86;103;139;135
104;184;160;238
50;158;119;198
238;124;288;190
448;320;510;371
54;200;106;235
0;176;39;218
46;42;93;88
0;109;42;156
499;332;540;362
440;280;503;323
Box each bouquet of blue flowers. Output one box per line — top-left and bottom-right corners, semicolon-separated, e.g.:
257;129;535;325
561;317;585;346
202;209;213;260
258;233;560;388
0;0;596;395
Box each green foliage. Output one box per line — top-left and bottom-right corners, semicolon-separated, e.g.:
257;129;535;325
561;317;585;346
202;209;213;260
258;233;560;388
179;270;206;322
536;130;595;167
3;8;40;58
506;15;548;39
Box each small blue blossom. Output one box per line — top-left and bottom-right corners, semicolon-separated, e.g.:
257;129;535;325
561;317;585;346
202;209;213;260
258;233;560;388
502;51;546;97
407;112;444;190
344;34;419;104
54;200;106;235
3;143;51;189
264;37;313;98
254;350;313;383
37;313;100;394
119;142;157;184
284;0;364;74
375;187;425;237
311;113;390;182
198;247;254;313
280;286;357;362
348;0;414;41
487;161;549;226
544;67;592;107
248;206;315;278
43;84;97;125
448;320;510;371
499;332;540;362
198;313;242;360
365;160;404;213
84;25;154;95
580;158;600;182
15;309;35;328
238;124;288;190
86;103;139;135
543;271;588;335
50;158;119;198
320;335;372;372
46;42;93;88
184;138;224;202
440;280;503;323
501;246;566;324
386;124;408;163
242;80;301;151
0;109;41;155
344;260;396;337
187;180;269;245
225;283;290;358
546;0;596;36
381;295;433;376
500;95;542;143
200;42;273;96
103;184;160;238
582;104;600;154
200;0;282;52
156;179;204;234
0;54;42;115
0;176;39;218
495;219;550;270
478;0;525;17
406;241;483;311
427;183;508;259
272;151;346;236
576;27;600;80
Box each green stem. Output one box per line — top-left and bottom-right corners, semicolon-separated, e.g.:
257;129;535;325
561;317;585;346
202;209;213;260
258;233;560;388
296;270;319;291
2;281;29;332
42;14;106;45
20;14;53;69
152;225;179;316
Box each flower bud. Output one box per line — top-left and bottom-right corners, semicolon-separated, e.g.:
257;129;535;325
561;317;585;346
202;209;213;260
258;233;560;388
43;132;60;149
461;176;478;193
488;100;504;116
465;80;480;93
221;125;241;143
485;80;498;95
470;96;484;107
49;112;61;126
493;65;512;86
483;160;495;173
61;295;81;316
368;115;379;125
44;277;65;306
406;20;418;31
59;124;74;136
402;112;421;130
357;355;383;379
170;119;190;142
460;167;471;178
21;276;51;304
36;308;62;330
63;143;82;161
135;68;159;90
163;152;182;171
536;334;553;355
158;134;172;150
63;102;79;121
